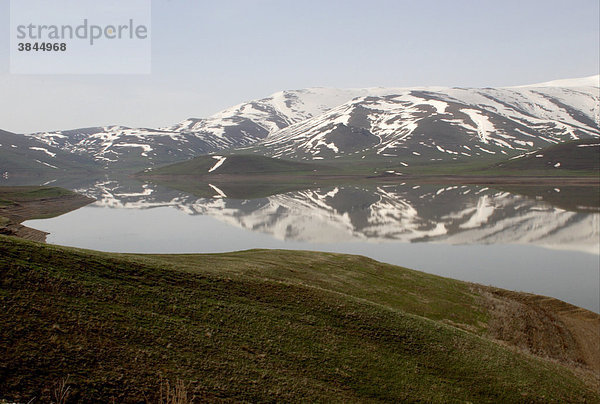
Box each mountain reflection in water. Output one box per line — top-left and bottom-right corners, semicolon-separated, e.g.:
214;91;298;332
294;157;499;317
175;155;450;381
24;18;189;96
75;180;599;254
23;179;600;312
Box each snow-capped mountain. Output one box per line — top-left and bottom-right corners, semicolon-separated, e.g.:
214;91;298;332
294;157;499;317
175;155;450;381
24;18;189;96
18;75;600;170
166;88;385;136
257;76;600;161
70;179;599;254
0;129;99;180
24;126;220;170
24;88;388;170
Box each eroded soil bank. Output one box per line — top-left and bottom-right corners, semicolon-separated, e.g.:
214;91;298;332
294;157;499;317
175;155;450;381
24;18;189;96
0;187;94;242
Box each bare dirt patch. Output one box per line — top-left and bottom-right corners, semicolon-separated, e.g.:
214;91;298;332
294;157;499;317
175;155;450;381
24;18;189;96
474;285;600;386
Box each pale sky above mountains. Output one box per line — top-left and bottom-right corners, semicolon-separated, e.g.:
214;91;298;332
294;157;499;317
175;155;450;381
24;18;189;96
0;0;598;133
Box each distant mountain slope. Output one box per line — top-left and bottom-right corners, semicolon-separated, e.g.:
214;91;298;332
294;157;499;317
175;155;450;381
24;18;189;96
17;75;600;171
25;89;390;170
255;77;600;161
24;126;220;170
166;88;389;136
0;129;100;181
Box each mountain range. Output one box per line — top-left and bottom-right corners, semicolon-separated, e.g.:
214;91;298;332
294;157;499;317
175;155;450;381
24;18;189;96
1;75;598;179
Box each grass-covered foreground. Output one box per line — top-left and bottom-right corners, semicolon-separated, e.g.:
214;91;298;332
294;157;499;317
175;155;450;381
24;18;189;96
1;236;598;403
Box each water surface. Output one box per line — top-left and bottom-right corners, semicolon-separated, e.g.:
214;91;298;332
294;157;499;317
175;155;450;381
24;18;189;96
24;180;600;312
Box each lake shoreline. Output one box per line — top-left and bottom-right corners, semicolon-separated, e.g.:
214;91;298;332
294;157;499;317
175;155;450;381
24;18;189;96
0;186;94;242
142;172;600;185
21;181;600;312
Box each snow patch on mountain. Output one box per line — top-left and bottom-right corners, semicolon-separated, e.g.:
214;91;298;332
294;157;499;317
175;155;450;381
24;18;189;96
513;74;599;88
208;156;227;173
29;146;56;157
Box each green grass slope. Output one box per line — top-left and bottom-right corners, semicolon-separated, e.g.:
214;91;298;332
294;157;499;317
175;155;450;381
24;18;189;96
138;154;340;198
145;154;329;176
491;139;600;174
138;144;599;201
1;236;598;403
0;186;77;205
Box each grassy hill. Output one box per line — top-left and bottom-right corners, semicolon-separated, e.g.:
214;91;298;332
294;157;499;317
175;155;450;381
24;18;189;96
147;140;600;179
138;154;340;198
1;236;598;403
490;139;600;174
138;142;600;200
144;154;329;176
370;139;599;178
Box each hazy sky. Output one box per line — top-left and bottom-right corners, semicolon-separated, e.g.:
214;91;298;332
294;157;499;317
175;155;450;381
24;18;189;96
1;0;598;133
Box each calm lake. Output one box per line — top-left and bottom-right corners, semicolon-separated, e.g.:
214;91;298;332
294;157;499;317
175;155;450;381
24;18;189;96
24;179;600;312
